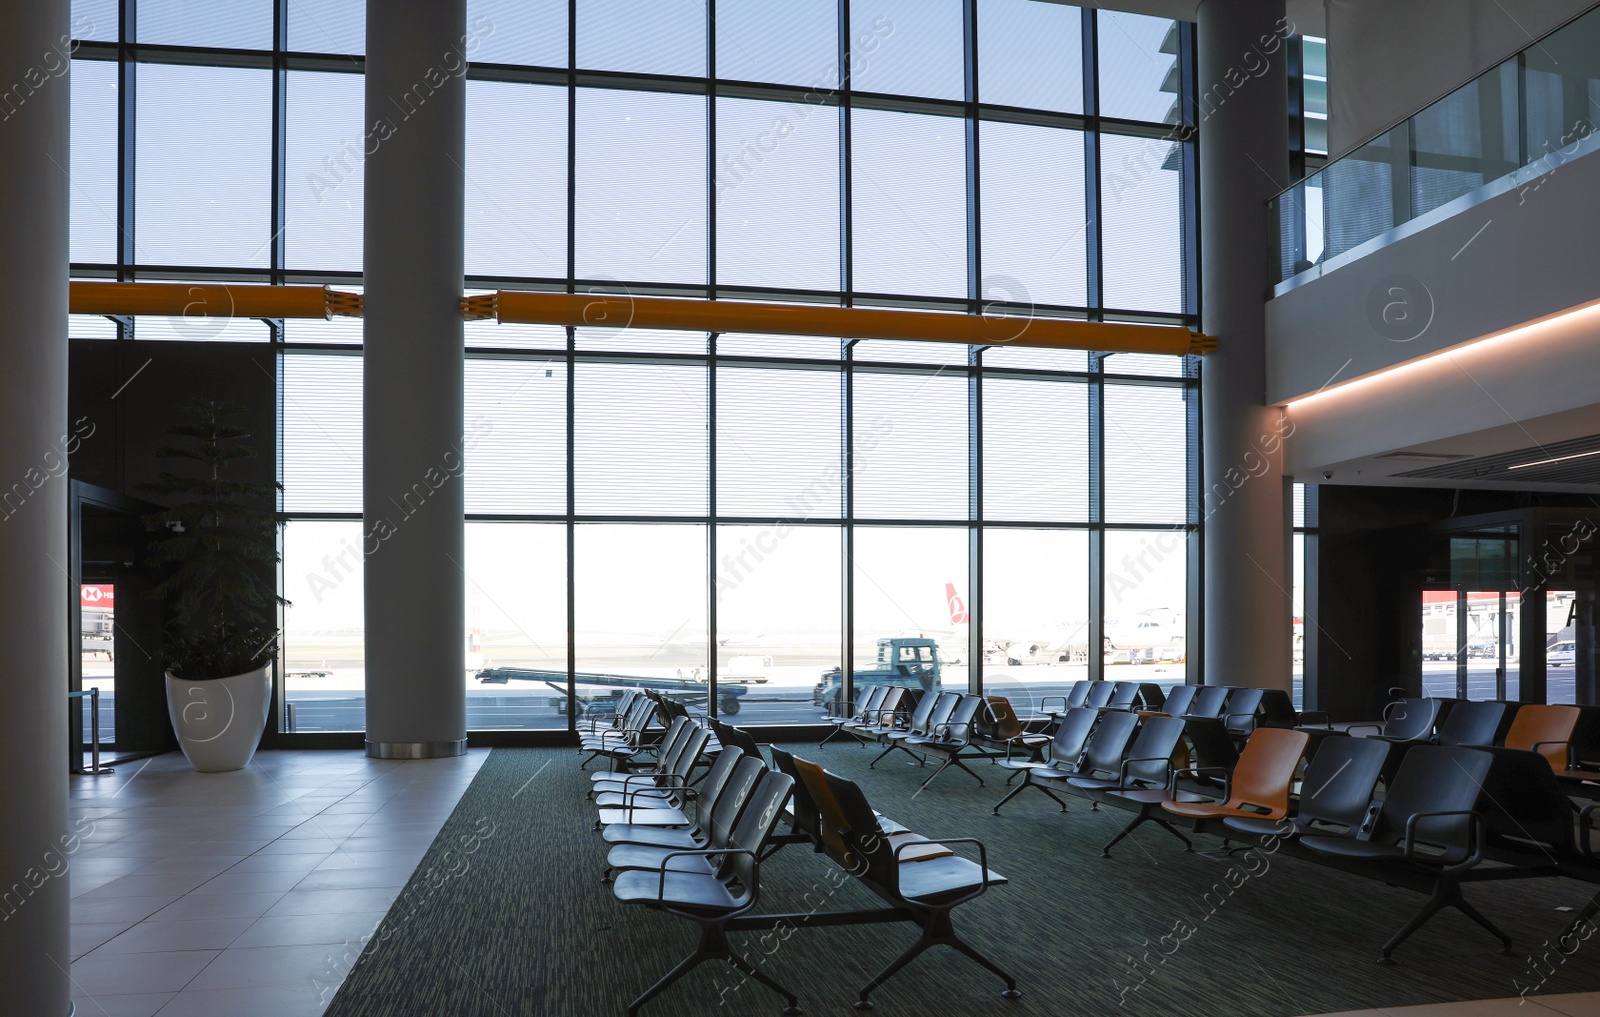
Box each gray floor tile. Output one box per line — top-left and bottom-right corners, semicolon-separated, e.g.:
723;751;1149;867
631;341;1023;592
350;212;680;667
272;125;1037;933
92;917;256;955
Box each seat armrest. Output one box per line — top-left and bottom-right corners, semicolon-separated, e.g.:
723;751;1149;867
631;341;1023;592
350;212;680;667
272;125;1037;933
1298;710;1331;728
1530;740;1574;766
1346;722;1383;737
653;848;759;908
1579;803;1599;862
1040;696;1067;716
1402;810;1483;872
1117;756;1174;789
1224;711;1259;733
891;836;992;905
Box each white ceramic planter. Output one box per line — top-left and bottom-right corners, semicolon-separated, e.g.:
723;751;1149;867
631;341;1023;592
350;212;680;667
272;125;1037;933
165;664;272;772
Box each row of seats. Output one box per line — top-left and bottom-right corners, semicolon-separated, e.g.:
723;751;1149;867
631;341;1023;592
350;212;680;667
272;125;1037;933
978;692;1600;961
583;710;1021;1013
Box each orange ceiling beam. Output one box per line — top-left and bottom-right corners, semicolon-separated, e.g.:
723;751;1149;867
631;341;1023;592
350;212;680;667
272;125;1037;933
469;291;1215;356
70;282;362;319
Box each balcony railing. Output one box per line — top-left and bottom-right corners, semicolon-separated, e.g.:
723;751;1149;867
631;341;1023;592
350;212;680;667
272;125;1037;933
1270;3;1600;293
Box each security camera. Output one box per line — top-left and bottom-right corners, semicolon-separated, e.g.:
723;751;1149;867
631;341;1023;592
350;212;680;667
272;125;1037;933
1321;472;1334;480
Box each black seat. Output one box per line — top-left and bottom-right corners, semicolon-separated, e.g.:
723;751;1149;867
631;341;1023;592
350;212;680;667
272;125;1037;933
1257;688;1299;728
1082;681;1115;709
994;710;1139;815
1186;685;1229;719
904;694;987;789
1102;681;1140;711
812;766;1019;1008
995;706;1096;785
1438;700;1510;746
873;691;960;768
603;749;766;876
1043;679;1093;717
822;685;888;746
612;768;798;1016
1154;684;1197;718
1065;715;1187;796
1354;696;1441;743
1300;745;1498;962
1223;687;1266;740
1223;734;1391;840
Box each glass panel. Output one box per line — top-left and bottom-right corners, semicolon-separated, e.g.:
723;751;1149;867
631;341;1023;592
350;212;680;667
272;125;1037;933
715;364;842;519
1548;590;1577;706
1292;532;1304;707
978;0;1083;113
1100;133;1183;312
463;357;567;515
1104;382;1187;524
573;326;705;355
980;120;1088;308
981;529;1089;715
577;0;706;77
135;0;272;49
574;523;708;708
1522;7;1600;169
575;88;706;284
716;0;837;87
469;0;568;68
717;332;842;360
1320;125;1405;260
715;524;841;724
1463;591;1506;700
982;375;1088;523
466;80;568;280
1411;63;1518;218
1104;529;1188;678
573;360;707;515
716;96;841;292
1102;352;1185;378
70;59;118;266
847;0;964;100
283;520;366;732
981;346;1088;372
851;340;970;365
850;108;967;298
73;0;117;41
281;352;363;513
80;583;116;746
288;0;365;55
851;369;968;520
1420;591;1460;700
465;522;567;729
135;63;272;268
285;70;365;273
1095;10;1178;124
850;526;969;697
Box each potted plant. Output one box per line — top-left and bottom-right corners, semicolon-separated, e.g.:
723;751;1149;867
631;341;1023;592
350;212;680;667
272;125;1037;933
142;399;286;772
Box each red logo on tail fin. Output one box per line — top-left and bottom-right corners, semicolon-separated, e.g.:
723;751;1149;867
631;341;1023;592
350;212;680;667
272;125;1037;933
946;583;969;625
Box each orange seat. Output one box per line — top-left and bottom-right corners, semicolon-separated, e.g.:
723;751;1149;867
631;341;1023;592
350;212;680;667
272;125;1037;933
1503;704;1581;772
1161;727;1309;822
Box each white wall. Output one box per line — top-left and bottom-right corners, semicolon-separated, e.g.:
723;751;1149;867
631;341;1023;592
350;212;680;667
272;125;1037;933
1327;0;1592;157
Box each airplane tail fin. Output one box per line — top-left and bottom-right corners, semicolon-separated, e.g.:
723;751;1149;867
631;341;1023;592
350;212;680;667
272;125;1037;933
946;583;969;625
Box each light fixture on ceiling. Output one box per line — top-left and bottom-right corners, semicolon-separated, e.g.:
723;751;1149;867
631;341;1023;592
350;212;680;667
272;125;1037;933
1507;448;1600;471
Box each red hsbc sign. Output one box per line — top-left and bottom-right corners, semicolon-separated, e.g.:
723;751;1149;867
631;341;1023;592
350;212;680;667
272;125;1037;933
80;585;114;609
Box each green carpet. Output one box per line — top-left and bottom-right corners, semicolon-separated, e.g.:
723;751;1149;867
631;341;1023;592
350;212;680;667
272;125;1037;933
323;743;1600;1016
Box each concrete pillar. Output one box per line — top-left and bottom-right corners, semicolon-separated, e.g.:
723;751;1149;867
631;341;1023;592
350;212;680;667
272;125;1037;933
362;0;467;757
0;0;73;1011
1197;0;1291;690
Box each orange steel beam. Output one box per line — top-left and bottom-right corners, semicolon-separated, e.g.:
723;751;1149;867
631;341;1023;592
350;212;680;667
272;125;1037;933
70;282;363;319
470;291;1215;355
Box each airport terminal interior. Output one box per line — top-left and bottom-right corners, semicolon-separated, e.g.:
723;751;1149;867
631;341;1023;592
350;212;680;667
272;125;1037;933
5;0;1600;1014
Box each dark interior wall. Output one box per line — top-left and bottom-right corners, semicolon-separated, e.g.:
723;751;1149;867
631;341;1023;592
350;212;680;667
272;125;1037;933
1311;484;1600;719
68;340;279;750
68;340;277;497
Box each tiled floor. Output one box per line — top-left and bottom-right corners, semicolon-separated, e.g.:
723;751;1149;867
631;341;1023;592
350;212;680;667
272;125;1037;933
68;749;484;1017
